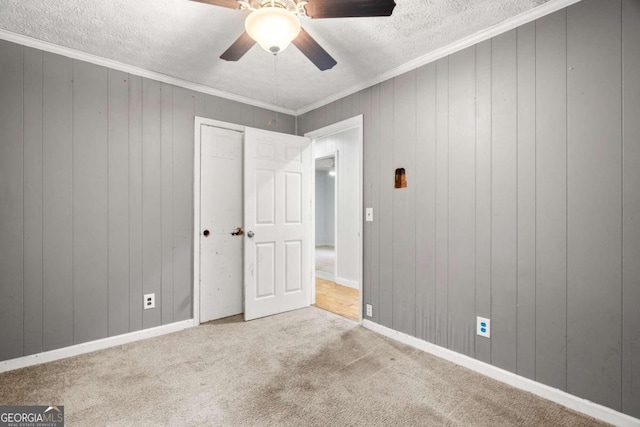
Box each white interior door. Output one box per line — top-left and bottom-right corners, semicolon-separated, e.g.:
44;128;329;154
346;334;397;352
200;125;244;322
244;127;312;321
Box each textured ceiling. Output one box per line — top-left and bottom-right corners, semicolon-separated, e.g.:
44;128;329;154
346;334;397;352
0;0;550;111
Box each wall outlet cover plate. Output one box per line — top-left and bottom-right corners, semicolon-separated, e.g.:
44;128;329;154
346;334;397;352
477;316;490;338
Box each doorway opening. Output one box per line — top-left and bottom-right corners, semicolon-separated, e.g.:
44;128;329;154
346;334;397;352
306;116;363;322
314;154;336;282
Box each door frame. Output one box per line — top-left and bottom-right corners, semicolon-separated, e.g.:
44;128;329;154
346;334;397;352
193;117;245;326
305;115;364;323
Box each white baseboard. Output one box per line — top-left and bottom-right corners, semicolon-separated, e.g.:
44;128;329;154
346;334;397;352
362;320;640;427
335;277;359;289
315;243;334;248
315;271;335;282
0;319;195;373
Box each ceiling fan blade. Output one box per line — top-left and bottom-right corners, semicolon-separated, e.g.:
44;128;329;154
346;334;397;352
304;0;396;19
292;29;337;71
190;0;241;9
220;32;256;61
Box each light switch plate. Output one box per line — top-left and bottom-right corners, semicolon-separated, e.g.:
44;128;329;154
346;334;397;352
365;208;373;222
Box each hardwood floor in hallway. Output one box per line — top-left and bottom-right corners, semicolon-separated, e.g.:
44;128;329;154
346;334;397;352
314;278;359;321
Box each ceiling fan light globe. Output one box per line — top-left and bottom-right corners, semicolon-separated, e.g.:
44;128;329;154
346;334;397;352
245;7;301;54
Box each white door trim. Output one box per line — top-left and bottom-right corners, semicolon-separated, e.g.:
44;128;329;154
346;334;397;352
305;115;364;323
193;117;246;326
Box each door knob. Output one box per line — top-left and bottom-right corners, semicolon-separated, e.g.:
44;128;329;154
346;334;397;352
203;230;210;237
247;231;254;238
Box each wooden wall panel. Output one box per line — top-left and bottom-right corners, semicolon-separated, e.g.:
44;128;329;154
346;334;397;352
72;61;109;344
128;75;144;332
535;9;567;391
107;69;131;337
253;107;275;131
475;39;492;364
392;70;417;336
367;85;381;323
434;58;449;347
377;79;394;328
490;30;518;372
172;87;196;322
23;47;44;356
447;47;476;357
516;22;536;380
142;78;163;329
361;87;375;320
622;0;640;417
160;84;174;325
415;63;437;343
566;0;622;410
0;41;24;361
42;53;74;351
350;92;361;118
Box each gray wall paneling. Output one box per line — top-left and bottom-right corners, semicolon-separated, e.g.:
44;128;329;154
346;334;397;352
142;79;163;329
361;87;376;321
128;75;144;332
0;40;24;361
366;85;381;323
297;0;640;417
350;92;361;118
160;83;174;325
415;63;437;343
474;40;492;364
392;70;416;336
534;9;567;391
434;58;449;347
622;0;640;417
108;69;131;337
566;0;622;410
173;87;197;321
23;47;44;356
490;30;518;373
377;80;394;328
42;52;74;352
515;22;536;380
73;61;109;344
0;39;295;362
447;47;476;357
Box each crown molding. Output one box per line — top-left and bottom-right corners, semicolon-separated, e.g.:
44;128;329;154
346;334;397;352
295;0;583;116
0;29;296;116
0;0;582;118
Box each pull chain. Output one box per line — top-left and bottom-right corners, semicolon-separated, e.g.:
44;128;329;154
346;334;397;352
269;54;279;127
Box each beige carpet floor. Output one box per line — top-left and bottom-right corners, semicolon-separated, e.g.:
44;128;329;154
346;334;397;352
0;307;606;426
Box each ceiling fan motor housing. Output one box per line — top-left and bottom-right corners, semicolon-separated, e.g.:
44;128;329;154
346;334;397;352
244;5;302;53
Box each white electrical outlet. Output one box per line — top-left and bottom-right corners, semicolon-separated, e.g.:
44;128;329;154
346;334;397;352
477;316;490;338
366;304;373;317
144;293;155;310
365;208;374;222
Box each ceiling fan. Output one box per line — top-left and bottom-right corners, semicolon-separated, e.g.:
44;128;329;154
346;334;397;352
192;0;397;71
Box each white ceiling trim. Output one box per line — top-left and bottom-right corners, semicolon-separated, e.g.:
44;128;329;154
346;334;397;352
295;0;582;116
0;28;297;116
